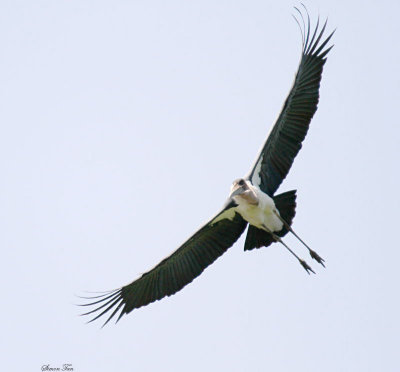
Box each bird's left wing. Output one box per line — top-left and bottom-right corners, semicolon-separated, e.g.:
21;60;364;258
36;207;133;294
80;202;247;326
246;12;334;196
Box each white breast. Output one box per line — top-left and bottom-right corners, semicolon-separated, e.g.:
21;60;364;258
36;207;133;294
234;185;283;232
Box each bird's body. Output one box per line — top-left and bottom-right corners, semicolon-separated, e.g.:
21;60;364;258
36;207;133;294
80;8;334;326
231;180;283;232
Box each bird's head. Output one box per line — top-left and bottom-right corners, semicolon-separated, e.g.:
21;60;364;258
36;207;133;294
229;178;247;198
229;178;259;205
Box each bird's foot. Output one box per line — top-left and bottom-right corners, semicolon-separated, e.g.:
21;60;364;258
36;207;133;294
299;259;315;274
309;250;325;267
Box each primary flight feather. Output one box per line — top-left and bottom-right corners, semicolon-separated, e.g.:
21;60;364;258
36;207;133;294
80;8;334;326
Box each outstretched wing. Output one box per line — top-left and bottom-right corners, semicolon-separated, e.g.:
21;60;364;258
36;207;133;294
246;10;334;196
80;203;247;326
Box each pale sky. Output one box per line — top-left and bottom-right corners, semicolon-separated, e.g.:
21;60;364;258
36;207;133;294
2;1;400;371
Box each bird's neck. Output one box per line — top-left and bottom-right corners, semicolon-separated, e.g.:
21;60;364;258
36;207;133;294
236;188;259;206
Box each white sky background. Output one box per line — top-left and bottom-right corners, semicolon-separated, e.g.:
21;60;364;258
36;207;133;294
2;0;400;371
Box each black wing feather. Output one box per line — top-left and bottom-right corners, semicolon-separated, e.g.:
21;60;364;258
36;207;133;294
80;208;247;326
247;10;334;196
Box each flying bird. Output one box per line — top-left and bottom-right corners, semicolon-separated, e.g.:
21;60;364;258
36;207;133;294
81;9;334;326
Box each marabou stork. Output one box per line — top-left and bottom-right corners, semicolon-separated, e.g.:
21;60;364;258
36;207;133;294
80;8;334;326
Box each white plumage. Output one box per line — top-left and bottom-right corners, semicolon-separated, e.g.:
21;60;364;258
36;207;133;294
81;9;333;326
230;180;283;232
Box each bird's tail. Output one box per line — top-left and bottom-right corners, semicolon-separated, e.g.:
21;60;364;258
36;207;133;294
244;190;297;251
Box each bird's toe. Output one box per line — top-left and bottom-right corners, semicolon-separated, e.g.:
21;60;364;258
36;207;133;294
309;250;325;267
299;259;315;274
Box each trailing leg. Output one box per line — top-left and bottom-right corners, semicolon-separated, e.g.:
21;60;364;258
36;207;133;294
261;224;315;274
274;210;325;267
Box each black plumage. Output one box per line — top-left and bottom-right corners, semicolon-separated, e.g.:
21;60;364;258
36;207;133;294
244;190;297;251
247;14;334;196
80;9;334;326
81;208;247;326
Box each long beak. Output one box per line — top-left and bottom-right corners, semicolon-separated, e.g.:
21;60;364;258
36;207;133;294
229;186;244;198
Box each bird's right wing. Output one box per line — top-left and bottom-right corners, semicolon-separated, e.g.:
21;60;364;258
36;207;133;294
80;202;247;326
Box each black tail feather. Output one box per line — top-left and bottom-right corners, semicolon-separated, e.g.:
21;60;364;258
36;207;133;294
244;190;297;251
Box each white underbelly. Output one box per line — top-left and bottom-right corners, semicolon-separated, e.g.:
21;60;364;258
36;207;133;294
235;202;283;232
